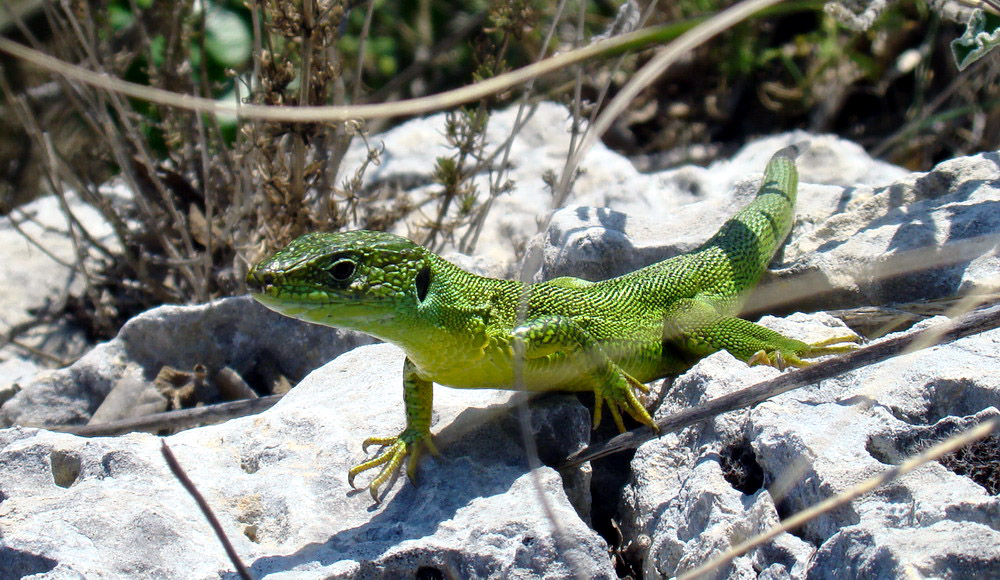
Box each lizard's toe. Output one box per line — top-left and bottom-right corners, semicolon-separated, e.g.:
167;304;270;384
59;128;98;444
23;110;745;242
592;365;656;433
348;428;433;503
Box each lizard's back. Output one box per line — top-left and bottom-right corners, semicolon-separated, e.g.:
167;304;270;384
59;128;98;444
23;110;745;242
429;145;800;390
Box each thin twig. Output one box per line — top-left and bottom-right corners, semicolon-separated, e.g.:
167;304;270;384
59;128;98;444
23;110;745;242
554;0;785;200
0;22;698;122
160;441;254;580
561;301;1000;467
553;0;657;210
872;55;994;157
368;12;486;109
461;0;570;253
743;234;1000;316
8;337;72;366
351;0;377;105
48;395;282;437
2;208;78;270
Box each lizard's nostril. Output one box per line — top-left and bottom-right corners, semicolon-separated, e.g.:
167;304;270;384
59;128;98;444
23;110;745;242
246;269;271;291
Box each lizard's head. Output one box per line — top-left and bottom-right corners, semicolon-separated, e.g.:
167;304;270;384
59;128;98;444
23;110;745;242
246;230;433;332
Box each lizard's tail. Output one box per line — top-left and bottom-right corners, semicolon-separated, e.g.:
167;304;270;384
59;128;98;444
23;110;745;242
749;143;800;258
756;142;801;208
771;142;804;163
697;144;802;293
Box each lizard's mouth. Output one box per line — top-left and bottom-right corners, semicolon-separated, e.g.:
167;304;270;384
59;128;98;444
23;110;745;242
245;268;278;294
246;269;326;303
247;278;399;330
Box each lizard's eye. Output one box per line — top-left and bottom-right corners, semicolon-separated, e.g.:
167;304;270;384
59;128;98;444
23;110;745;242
327;259;357;282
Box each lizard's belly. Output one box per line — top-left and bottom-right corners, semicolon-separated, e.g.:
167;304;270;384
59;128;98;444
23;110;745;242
418;342;570;391
419;339;670;392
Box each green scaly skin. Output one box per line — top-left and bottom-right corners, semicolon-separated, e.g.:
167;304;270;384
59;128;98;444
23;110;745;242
246;145;858;501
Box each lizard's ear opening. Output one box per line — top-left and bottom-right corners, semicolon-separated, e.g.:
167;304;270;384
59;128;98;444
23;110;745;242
415;265;432;302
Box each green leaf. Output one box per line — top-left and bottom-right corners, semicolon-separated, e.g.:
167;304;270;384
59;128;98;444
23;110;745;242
204;6;251;68
109;5;134;31
149;35;166;68
951;9;1000;71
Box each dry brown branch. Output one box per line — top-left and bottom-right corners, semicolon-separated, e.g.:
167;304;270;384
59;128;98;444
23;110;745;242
49;395;282;437
0;19;713;123
161;441;254;580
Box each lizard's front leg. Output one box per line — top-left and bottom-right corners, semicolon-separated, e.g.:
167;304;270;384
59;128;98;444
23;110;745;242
513;315;656;433
348;358;438;502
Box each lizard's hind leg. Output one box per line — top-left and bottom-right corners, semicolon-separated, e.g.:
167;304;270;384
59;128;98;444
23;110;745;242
513;315;656;433
663;298;860;371
748;334;860;370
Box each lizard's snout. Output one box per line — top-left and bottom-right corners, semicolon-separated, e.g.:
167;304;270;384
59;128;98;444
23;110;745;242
245;268;275;293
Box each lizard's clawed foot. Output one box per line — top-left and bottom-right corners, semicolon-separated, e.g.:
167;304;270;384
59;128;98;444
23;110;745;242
592;364;657;433
348;428;438;502
806;334;862;353
749;334;861;370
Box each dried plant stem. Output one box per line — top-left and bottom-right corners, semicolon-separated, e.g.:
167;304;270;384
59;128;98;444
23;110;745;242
368;12;486;111
351;0;377;105
0;21;699;122
554;0;786;202
161;441;253;580
52;396;282;437
461;0;572;254
555;1;658;209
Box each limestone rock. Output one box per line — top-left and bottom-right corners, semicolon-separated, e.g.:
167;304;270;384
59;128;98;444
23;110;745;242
621;314;1000;578
0;296;372;427
0;344;610;578
775;151;1000;308
3;106;998;578
525;133;910;283
340;106;909;268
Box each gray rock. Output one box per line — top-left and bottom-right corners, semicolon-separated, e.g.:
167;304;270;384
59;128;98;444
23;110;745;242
525;140;999;319
525;133;911;283
341;102;588;263
621;315;844;579
775;151;1000;309
0;187;122;365
0;358;37;406
0;344;611;578
3;109;998;579
0;296;372;427
341;105;911;268
87;371;168;424
620;314;1000;578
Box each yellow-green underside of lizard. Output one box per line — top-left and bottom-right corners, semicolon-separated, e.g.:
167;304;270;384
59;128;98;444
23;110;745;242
247;144;856;501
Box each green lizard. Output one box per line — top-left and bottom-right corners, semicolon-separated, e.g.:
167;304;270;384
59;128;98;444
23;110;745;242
246;145;856;501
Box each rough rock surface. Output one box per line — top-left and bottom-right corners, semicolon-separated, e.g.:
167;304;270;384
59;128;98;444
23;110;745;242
621;314;1000;579
337;105;909;273
0;296;372;427
0;344;610;579
774;150;1000;310
528;136;998;309
525;132;911;283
